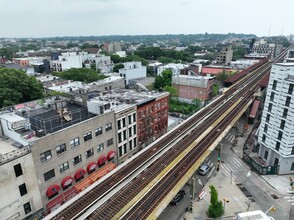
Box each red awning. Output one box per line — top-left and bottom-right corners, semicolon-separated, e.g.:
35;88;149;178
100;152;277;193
74;168;86;180
61;176;74;188
87;162;97;172
98;156;107;166
107;150;116;160
46;184;61;197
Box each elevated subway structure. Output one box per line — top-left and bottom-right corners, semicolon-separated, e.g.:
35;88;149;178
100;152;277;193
46;46;293;220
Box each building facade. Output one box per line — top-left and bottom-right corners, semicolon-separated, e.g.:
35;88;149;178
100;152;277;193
215;45;233;65
0;115;43;220
172;74;215;102
119;61;147;85
257;63;294;174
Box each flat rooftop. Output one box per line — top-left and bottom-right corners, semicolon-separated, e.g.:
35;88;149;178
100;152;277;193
29;102;95;135
0;137;20;154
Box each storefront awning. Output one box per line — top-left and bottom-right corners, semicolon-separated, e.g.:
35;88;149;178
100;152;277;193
98;156;107;166
74;168;86;180
46;184;61;197
61;176;74;188
87;162;97;172
107;150;116;160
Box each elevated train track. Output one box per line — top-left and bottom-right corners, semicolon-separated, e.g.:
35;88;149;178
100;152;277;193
49;46;292;220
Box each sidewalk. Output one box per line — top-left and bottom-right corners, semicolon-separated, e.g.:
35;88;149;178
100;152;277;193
183;169;259;220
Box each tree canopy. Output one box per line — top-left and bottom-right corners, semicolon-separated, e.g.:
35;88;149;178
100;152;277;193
52;68;107;83
208;185;224;218
0;68;43;108
154;69;173;89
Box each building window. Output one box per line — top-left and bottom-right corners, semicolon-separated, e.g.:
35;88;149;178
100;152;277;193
292;147;294;155
133;113;136;122
280;120;285;130
128;115;132;124
105;123;112;132
44;169;55;181
262;134;266;143
291;162;294;171
56;143;66;155
107;138;113;147
283;108;288;118
95;127;103;136
40;150;52;162
23;202;31;214
73;155;82;166
264;150;268;160
268;103;272;112
129;140;133;151
278;131;283;140
59;161;69;173
133;125;137;135
286;96;291;107
123;130;127;141
97;143;104;152
119;146;122;157
272;80;277;90
117;120;121;130
129;127;132;137
118;132;122;143
122;118;126;127
70;137;80;148
288;84;294;95
14;164;23;177
275;142;280;151
83;132;92;142
264;124;268;133
85;148;94;158
270;92;275;101
123;143;127;155
134;137;137;148
266;114;270;123
19;183;27;196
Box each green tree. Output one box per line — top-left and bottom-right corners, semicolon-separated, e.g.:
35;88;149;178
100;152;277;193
216;70;229;84
164;86;178;98
154;69;173;89
213;84;219;96
110;54;122;64
192;98;201;108
52;68;107;83
0;68;43;108
208;185;224;218
113;64;124;73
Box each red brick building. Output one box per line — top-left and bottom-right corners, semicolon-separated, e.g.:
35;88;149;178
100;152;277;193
137;93;169;149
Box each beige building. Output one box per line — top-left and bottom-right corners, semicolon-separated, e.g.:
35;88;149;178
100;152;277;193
0;115;42;220
216;45;233;65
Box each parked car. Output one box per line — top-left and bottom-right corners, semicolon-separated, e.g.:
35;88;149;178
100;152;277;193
198;163;211;175
170;189;186;206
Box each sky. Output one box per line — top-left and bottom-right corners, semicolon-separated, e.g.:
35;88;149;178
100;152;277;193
0;0;293;38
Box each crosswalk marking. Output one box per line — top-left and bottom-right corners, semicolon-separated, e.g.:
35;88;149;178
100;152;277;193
283;195;294;204
221;164;237;181
225;133;235;143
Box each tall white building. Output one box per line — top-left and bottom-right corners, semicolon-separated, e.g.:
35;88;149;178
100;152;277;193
257;63;294;174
